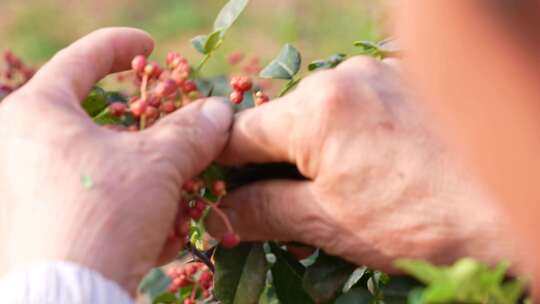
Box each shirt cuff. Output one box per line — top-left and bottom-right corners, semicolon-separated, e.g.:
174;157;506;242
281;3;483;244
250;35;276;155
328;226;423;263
0;261;133;304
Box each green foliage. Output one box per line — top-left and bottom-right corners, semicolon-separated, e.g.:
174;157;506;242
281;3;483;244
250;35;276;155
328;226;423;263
302;251;357;303
260;44;302;80
82;87;108;117
396;258;525;304
308;53;347;71
192;0;250;56
213;0;250;32
213;243;269;304
354;39;401;60
139;269;171;302
269;242;314;304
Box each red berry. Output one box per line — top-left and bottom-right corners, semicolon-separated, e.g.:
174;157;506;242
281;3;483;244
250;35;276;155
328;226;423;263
237;77;253;92
194;199;206;212
155;79;178;97
161;101;177;114
199;271;213;284
227;51;245;65
212;180;227;197
230;76;252;92
145;105;160;120
181;80;197;94
188;207;204;221
130;99;147;118
222;233;240;248
148;96;162;108
167;52;188;69
203;290;211;299
109;102;127;117
182;179;201;193
184;299;195;304
167;284;178;294
174;275;191;288
230;90;244;105
131;55;147;74
230;76;241;89
184;264;197;276
144;62;162;79
255;91;270;106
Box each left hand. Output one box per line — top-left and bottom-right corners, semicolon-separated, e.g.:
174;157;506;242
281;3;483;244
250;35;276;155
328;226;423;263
0;28;233;294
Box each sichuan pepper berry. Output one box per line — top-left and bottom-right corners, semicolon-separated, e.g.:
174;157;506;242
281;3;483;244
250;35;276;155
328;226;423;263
230;90;243;105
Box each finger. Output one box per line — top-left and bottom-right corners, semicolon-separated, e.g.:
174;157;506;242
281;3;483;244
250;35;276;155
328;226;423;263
27;27;154;102
156;237;184;266
143;97;233;181
218;89;299;165
206;180;335;247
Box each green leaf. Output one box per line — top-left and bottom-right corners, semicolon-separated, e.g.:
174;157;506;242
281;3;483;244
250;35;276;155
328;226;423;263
92;108;121;125
192;35;208;54
302;251;356;303
395;260;446;284
260;44;302;80
343;267;368;293
82;87;108;117
196;75;232;97
214;242;269;304
269;242;314;304
204;30;224;54
213;0;250;32
380;276;422;304
308;53;347;71
139;269;172;301
353;41;379;52
335;288;374;304
407;288;424;304
105;91;127;103
152;292;176;304
259;282;281;304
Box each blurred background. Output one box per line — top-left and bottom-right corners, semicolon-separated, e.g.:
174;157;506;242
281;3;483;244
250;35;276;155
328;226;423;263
0;0;387;75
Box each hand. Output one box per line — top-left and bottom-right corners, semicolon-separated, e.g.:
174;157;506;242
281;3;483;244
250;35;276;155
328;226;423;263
0;28;233;294
207;57;511;271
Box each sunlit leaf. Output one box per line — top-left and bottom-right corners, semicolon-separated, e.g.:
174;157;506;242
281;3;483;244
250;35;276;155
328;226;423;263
260;44;302;80
214;0;250;32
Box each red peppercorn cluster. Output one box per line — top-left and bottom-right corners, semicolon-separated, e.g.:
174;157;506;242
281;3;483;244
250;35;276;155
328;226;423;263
0;50;35;100
166;262;213;302
169;178;240;250
105;53;202;131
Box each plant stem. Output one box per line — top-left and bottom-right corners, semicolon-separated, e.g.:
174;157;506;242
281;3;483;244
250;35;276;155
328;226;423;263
211;204;234;233
279;77;301;97
140;74;149;100
194;54;212;77
186;242;215;272
139;114;146;130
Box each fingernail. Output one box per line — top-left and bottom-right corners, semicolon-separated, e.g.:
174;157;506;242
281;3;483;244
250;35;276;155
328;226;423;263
201;97;233;131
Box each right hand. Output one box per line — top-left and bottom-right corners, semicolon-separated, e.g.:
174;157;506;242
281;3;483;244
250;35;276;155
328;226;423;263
207;57;511;271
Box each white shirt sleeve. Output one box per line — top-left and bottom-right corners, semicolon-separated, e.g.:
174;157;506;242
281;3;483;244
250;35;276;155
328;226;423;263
0;261;133;304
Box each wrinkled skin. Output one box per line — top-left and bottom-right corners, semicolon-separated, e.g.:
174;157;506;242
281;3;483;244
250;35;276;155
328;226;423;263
0;28;233;294
208;57;512;271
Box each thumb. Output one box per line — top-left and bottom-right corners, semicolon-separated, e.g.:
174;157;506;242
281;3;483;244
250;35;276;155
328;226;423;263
144;97;233;181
